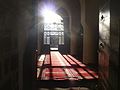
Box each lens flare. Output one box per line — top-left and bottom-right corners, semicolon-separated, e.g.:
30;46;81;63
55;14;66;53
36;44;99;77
42;9;62;23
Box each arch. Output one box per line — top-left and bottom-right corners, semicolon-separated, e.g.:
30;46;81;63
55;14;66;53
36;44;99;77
56;7;70;53
43;11;64;50
56;7;69;18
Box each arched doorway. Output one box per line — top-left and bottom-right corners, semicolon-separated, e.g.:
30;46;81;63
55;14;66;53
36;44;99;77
42;10;64;51
37;4;70;54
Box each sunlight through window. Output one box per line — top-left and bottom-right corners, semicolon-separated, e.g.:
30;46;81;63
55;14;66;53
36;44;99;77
42;9;63;23
42;8;64;50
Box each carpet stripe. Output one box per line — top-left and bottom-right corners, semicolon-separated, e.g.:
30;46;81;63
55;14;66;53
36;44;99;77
37;51;98;80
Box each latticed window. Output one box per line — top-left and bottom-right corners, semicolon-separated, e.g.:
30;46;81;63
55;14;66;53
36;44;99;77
42;9;64;49
44;21;64;45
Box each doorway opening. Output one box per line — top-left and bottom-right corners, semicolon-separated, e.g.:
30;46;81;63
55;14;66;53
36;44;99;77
42;9;64;51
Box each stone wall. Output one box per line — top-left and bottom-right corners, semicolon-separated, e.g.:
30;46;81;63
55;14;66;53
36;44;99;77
80;0;99;66
0;0;19;89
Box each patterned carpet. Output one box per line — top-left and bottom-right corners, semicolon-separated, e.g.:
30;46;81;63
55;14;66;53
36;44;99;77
37;51;98;80
37;51;98;90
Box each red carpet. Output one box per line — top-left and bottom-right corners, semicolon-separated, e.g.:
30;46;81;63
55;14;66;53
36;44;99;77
37;51;98;80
